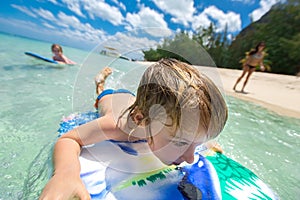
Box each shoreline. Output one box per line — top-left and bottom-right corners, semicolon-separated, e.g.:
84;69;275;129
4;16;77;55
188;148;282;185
137;61;300;119
206;66;300;119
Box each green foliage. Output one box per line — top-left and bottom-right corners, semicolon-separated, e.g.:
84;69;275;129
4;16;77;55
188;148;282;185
143;25;228;67
144;31;216;66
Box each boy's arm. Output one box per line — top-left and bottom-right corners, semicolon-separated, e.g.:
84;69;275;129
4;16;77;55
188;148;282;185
39;136;90;199
39;117;120;199
74;115;128;144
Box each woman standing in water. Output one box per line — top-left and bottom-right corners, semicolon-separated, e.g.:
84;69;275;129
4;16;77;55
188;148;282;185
233;42;266;93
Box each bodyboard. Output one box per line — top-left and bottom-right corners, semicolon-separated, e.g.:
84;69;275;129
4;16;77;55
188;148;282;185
25;52;58;64
57;111;278;199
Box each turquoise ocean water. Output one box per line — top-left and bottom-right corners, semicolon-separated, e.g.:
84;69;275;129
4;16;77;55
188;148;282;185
0;32;299;199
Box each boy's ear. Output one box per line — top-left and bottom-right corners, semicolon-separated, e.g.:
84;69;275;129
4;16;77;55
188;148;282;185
133;108;144;125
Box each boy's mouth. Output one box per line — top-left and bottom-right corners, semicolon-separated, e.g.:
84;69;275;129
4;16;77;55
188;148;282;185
172;162;181;165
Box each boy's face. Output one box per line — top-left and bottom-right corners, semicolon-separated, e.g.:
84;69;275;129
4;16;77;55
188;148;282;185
148;108;207;165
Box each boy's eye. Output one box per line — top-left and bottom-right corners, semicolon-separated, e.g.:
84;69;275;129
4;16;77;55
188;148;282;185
173;141;189;147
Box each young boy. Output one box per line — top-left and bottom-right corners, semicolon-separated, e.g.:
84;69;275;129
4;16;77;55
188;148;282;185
40;58;228;199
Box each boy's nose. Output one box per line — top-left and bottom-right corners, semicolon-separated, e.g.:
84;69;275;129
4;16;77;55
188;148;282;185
182;153;194;164
182;146;196;164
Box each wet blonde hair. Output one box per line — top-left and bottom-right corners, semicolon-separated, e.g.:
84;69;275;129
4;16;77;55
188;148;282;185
124;58;227;141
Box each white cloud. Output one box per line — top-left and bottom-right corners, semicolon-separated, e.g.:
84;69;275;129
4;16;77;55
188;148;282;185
32;8;56;21
57;12;81;28
227;33;233;41
62;0;85;17
0;17;40;31
12;5;107;45
82;0;124;25
192;6;241;33
54;0;125;25
152;0;195;26
46;0;59;5
250;0;280;22
151;1;241;33
42;22;56;29
125;6;172;37
58;28;106;45
110;0;126;11
118;2;126;11
11;4;37;18
56;12;107;41
230;0;255;4
106;32;158;53
191;12;212;31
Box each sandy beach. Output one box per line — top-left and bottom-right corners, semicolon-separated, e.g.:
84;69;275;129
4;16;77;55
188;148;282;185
198;66;300;119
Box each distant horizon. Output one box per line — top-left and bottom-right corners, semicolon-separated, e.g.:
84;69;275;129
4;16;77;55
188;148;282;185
0;31;90;52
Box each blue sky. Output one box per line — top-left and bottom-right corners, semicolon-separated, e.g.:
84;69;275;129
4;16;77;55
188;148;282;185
0;0;282;57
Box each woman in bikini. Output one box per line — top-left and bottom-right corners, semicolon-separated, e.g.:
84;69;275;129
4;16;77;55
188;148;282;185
233;42;266;93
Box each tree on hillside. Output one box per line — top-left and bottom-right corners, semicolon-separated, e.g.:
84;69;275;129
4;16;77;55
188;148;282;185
280;33;300;74
192;23;230;67
144;24;230;67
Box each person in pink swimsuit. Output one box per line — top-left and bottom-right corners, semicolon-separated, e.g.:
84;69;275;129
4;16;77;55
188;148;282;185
51;44;76;64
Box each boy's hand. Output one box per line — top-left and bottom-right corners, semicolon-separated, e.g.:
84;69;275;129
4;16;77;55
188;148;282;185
39;174;90;200
210;143;224;154
205;141;224;154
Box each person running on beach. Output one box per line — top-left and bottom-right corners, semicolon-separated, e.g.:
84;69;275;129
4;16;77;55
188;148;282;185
39;58;228;200
51;44;76;64
233;41;266;93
